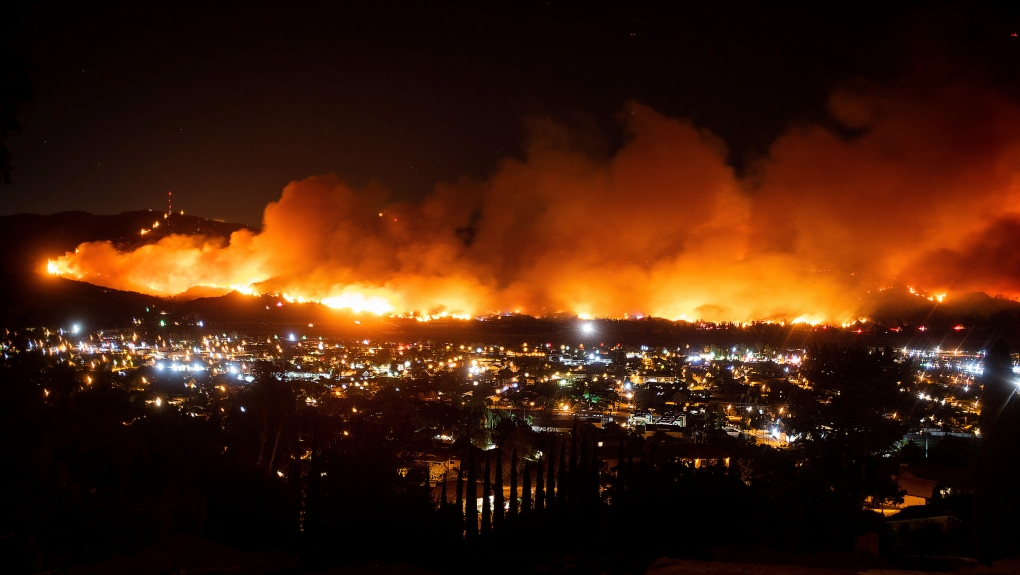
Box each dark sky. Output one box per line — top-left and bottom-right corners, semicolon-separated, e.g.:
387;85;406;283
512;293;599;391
3;1;1019;226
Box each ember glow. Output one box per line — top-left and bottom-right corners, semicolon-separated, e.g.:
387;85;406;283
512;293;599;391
46;77;1020;322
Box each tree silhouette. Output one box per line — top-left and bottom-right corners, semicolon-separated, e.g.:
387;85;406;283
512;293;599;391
493;448;504;532
508;446;519;523
568;419;579;508
466;448;477;541
546;443;557;512
795;345;906;511
481;451;491;536
974;340;1020;564
521;461;532;520
534;456;545;511
557;439;568;507
455;455;465;535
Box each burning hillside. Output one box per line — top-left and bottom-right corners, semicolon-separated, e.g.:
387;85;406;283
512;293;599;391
46;75;1020;323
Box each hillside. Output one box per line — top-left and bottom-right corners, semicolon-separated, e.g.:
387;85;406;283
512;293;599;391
0;211;251;327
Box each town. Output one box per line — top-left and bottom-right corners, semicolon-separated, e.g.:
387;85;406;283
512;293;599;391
4;308;1018;573
4;320;990;447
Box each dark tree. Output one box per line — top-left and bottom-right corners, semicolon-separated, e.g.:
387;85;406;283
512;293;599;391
455;454;465;534
546;444;557;511
795;345;906;511
557;439;568;506
534;456;545;511
577;425;590;510
493;448;504;532
521;461;532;520
466;449;478;540
615;436;627;505
974;340;1020;564
481;451;491;536
979;340;1014;431
585;431;601;511
508;446;519;522
569;419;579;507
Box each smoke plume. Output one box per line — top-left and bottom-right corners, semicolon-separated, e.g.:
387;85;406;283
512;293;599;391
48;73;1020;322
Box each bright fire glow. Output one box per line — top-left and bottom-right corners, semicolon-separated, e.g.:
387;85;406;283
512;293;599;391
321;292;395;315
42;82;1020;322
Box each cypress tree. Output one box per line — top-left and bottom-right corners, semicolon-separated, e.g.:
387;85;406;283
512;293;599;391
588;432;601;513
624;452;634;518
509;446;519;522
545;445;556;512
578;426;591;510
616;434;626;504
521;461;532;520
569;420;579;507
481;451;492;537
289;452;302;533
557;439;568;506
455;455;464;523
305;429;322;534
439;474;448;511
466;448;478;541
494;448;505;532
534;456;545;511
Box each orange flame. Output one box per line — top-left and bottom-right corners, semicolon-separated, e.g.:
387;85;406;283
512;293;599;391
46;74;1020;321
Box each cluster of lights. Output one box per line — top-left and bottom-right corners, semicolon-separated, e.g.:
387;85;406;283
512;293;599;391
156;362;206;372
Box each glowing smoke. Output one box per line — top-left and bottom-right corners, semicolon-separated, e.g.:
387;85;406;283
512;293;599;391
47;75;1020;322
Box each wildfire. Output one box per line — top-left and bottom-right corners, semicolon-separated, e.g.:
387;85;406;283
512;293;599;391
41;74;1020;320
320;292;395;315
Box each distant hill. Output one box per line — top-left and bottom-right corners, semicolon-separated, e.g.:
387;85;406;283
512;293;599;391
0;210;251;274
0;211;252;327
0;210;1017;348
863;287;1020;338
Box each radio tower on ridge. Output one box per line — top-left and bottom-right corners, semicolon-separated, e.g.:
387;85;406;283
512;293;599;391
167;190;172;215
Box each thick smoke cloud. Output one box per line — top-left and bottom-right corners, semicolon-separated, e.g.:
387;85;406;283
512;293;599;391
48;74;1020;322
750;72;1020;301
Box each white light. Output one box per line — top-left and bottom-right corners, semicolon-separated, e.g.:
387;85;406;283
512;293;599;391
71;324;80;334
581;322;595;334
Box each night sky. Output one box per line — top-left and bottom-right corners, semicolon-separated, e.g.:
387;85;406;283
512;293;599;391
6;2;1017;226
